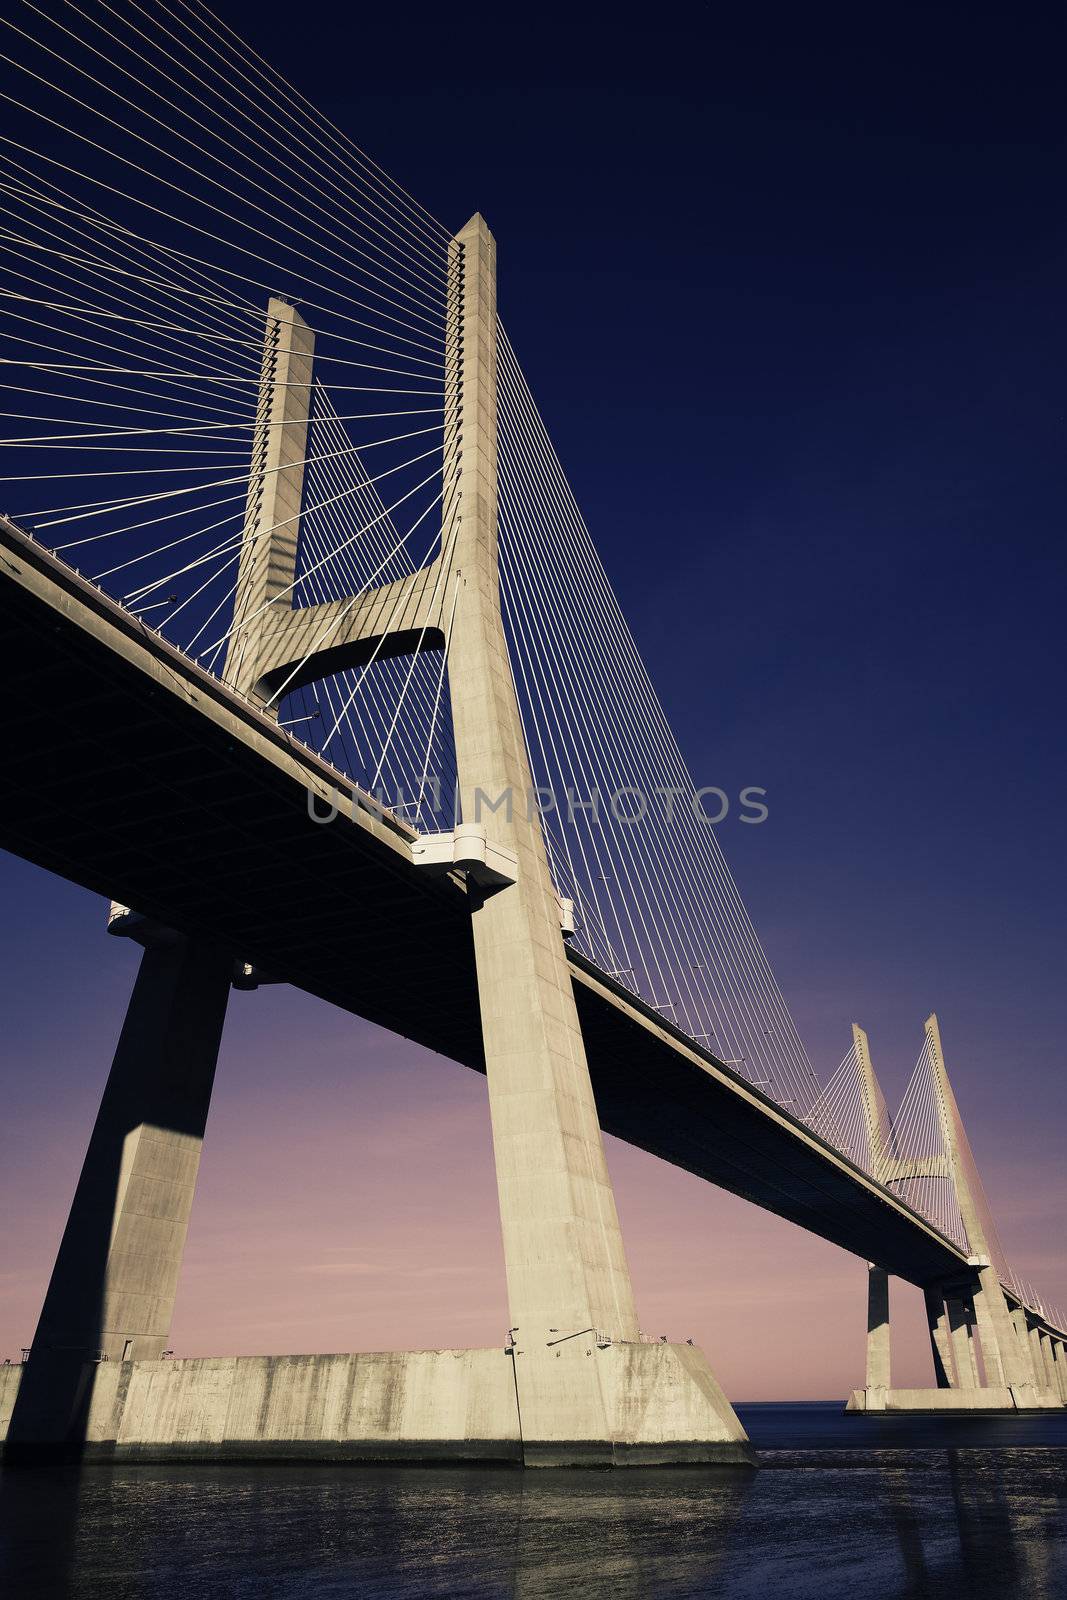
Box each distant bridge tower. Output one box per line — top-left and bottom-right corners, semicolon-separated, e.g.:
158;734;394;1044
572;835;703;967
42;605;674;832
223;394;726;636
853;1024;892;1395
850;1014;1063;1412
922;1013;1045;1404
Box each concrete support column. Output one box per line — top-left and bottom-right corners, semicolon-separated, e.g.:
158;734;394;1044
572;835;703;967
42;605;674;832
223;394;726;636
1023;1318;1049;1395
33;936;230;1361
9;937;232;1450
866;1264;891;1391
971;1265;1032;1390
1026;1321;1046;1392
1051;1340;1067;1402
947;1296;980;1388
1038;1329;1058;1395
923;1287;955;1388
1009;1307;1039;1387
439;215;749;1462
444;216;638;1355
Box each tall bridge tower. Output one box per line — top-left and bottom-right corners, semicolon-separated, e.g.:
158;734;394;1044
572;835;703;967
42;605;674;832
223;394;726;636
8;218;752;1467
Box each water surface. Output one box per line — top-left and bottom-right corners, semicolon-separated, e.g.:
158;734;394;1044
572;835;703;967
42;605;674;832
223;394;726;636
2;1404;1066;1598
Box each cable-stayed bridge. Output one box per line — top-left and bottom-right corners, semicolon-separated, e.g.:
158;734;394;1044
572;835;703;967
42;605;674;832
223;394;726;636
0;1;1063;1465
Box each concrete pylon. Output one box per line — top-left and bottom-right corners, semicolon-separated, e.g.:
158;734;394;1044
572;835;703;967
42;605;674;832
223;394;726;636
853;1023;889;1174
924;1013;1035;1400
223;297;315;705
441;215;749;1462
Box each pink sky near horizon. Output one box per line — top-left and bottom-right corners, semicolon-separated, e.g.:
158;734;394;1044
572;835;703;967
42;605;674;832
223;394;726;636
5;862;1063;1401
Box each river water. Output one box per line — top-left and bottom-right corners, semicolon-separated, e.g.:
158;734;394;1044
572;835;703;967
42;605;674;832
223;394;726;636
2;1405;1066;1598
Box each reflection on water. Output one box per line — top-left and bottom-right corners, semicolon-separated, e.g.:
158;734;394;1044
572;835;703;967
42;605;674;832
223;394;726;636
1;1406;1066;1599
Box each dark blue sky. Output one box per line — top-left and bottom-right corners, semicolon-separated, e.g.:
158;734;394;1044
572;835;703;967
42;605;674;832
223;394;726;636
239;0;1067;1083
3;1;1066;1364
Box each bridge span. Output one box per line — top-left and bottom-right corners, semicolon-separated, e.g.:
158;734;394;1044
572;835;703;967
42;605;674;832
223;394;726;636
3;501;1066;1463
0;512;982;1287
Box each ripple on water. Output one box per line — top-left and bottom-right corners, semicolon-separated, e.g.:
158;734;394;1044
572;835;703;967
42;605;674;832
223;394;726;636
0;1407;1065;1599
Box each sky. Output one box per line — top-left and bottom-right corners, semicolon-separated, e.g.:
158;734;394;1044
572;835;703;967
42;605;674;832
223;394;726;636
1;0;1066;1397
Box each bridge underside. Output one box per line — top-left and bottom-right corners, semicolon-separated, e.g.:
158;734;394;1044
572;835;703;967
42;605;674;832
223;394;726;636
0;519;969;1289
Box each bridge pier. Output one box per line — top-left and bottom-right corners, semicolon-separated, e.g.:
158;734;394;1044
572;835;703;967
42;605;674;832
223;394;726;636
1052;1339;1067;1402
923;1286;954;1388
1009;1307;1038;1387
6;933;231;1457
947;1294;981;1387
970;1267;1017;1389
865;1264;891;1395
1038;1330;1056;1392
1031;1323;1052;1392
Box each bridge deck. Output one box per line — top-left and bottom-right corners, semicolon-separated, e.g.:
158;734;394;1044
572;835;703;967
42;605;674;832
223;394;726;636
0;516;976;1290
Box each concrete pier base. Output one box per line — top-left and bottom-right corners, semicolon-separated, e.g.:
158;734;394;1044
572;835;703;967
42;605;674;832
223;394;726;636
846;1385;1064;1414
0;1343;755;1468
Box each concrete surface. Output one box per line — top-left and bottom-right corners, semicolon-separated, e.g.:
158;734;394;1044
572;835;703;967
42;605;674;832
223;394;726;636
847;1384;1064;1413
0;1344;755;1467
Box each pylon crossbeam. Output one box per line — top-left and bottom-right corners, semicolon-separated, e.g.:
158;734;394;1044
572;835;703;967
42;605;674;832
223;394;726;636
253;563;446;703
